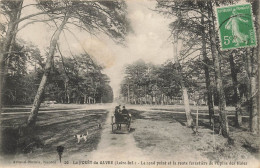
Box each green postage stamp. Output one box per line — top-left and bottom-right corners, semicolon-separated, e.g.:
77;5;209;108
216;4;257;50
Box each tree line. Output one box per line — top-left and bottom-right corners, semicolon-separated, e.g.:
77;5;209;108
2;40;113;105
120;59;192;105
120;0;259;137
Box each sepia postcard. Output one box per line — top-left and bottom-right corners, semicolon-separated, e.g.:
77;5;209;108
0;0;259;168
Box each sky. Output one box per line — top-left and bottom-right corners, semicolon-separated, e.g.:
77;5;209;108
18;0;174;97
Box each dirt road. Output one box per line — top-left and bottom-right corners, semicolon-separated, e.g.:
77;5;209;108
88;108;147;164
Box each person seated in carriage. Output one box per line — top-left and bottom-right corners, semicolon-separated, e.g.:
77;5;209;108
121;106;131;121
113;105;131;131
114;105;122;130
114;105;121;122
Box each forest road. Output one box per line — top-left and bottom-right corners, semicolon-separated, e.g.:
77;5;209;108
87;108;148;167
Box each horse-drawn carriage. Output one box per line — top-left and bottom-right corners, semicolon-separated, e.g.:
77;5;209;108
111;107;131;133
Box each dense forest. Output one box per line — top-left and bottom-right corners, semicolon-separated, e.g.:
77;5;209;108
120;0;260;137
2;40;113;105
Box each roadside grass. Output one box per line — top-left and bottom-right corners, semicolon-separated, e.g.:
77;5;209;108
129;108;259;163
0;107;108;162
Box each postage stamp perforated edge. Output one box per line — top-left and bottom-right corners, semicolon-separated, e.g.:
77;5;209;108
215;3;258;51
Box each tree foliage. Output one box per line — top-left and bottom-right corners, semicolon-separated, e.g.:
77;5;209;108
3;39;113;105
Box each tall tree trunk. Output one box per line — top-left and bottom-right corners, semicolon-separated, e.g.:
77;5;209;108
249;48;258;134
249;0;259;134
64;82;67;102
27;14;70;127
256;0;260;134
161;94;164;105
201;14;214;126
182;87;193;126
245;47;258;133
84;94;87;104
173;34;193;127
68;94;70;104
208;1;229;138
244;48;252;114
229;52;242;127
0;0;23;107
127;84;130;103
144;86;147;104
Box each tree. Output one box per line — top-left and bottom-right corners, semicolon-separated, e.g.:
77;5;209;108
27;12;70;126
229;51;242;127
0;0;66;106
207;1;229;138
27;0;129;126
155;0;232;136
1;39;44;105
0;0;23;107
252;0;259;134
200;6;215;126
257;0;260;134
120;60;188;105
173;33;194;127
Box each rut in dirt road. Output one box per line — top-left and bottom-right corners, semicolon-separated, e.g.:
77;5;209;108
88;109;147;161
